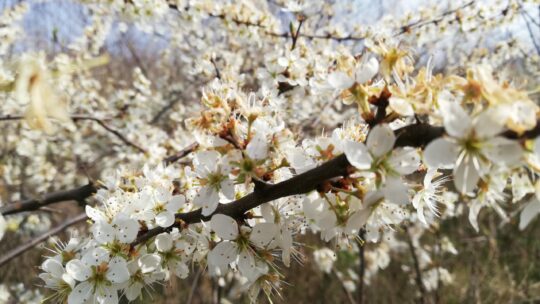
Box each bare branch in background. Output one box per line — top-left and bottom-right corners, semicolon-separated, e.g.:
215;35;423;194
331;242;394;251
0;114;147;154
0;213;87;268
0;183;96;216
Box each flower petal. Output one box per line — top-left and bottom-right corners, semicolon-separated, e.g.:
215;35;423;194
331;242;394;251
519;199;540;230
483;137;523;165
438;97;471;138
366;124;395;157
355;57;379;84
387;147;420;175
210;214;238;240
423;138;459;169
66;260;91;282
249;223;278;248
453;155;480;194
344;140;372;170
155;211;175;228
328;71;354;90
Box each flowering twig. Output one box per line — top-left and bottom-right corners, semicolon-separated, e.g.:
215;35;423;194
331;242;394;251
134;118;540;245
0;213;87;268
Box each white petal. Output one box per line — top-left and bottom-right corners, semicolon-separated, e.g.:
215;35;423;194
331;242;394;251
383;177;409;205
519;199;540;230
207;241;238;276
82;247;109;266
210;214;238;240
86;205;107;222
113;216;139;243
366;124;395;157
166;194;185;212
468;202;483;232
92;221;116;244
328;71;354;90
125;282;143;301
345;209;371;235
68;281;93;304
0;214;6;241
96;285;118;304
483;137;523;165
423;138;459;169
389;97;414;116
173;261;189;279
246;132;268;160
42;258;64;278
138;254;162;273
155;233;173;252
438;98;471;138
220;179;235;200
511;172;534;203
344;141;372;170
249;223;278;248
193;151;220;177
473;108;504;138
355;57;379;84
260;203;274;223
453;155;480;194
238;251;258;281
387;147;420;175
107;257;130;283
280;228;293;267
66;260;91;281
154;187;171;203
155;211;175;228
194;186;220;215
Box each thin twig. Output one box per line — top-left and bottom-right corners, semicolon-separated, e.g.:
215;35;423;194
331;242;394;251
163;142;199;165
210;57;221;80
187;267;203;304
91;119;147;154
290;16;305;51
395;1;475;36
522;11;540;55
405;227;427;304
150;89;183;124
0;114;147;154
358;229;366;304
0;213;87;268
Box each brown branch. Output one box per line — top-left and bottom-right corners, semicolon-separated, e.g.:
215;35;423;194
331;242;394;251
210;57;221;80
0;213;87;268
163;142;199;165
0;183;97;216
134;119;540;245
133;122;447;245
290;16;305;51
